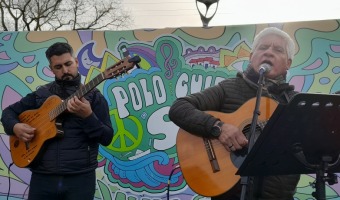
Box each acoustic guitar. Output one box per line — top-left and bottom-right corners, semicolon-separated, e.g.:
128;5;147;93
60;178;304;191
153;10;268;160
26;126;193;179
10;55;141;168
176;97;278;197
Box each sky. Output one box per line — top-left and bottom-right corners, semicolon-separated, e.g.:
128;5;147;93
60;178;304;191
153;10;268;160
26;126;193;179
122;0;340;30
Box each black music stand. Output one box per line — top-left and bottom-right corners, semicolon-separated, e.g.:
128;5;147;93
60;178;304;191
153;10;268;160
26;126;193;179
237;93;340;200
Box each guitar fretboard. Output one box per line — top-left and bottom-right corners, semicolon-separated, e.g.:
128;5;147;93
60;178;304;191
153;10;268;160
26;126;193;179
49;73;105;119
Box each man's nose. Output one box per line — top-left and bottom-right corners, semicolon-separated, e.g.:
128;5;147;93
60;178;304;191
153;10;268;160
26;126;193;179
61;66;68;73
264;46;275;55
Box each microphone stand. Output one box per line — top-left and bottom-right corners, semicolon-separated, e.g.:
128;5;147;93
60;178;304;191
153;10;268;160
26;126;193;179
240;68;267;200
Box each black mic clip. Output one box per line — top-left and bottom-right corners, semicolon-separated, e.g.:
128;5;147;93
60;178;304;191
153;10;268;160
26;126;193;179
259;63;272;75
258;63;272;85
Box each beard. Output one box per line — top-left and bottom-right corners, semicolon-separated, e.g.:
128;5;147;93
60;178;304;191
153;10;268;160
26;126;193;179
61;73;75;80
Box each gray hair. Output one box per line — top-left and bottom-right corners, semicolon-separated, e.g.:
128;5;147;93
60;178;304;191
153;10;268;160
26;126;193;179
252;27;295;60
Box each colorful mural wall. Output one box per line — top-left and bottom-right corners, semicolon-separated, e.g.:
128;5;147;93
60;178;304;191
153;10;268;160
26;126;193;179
1;19;340;200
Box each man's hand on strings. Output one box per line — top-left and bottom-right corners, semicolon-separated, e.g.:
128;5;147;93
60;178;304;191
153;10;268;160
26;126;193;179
218;123;248;152
13;123;35;142
67;96;92;118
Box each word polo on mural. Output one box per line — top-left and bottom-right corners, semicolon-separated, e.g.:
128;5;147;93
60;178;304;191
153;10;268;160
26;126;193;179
111;72;228;118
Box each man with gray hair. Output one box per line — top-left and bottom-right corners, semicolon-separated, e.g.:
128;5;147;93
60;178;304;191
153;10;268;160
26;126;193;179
169;27;300;199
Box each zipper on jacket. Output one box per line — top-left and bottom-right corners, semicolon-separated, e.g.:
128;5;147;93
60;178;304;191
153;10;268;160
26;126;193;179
88;145;91;165
57;139;60;173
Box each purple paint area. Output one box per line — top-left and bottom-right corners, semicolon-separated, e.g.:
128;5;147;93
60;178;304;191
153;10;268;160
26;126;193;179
128;46;158;67
303;59;322;70
2;86;23;110
2;33;12;41
0;63;18;74
0;135;31;184
0;176;29;199
77;31;93;44
331;45;340;52
98;158;106;167
289;76;305;92
42;66;54;78
0;51;10;59
23;55;35;64
153;159;183;187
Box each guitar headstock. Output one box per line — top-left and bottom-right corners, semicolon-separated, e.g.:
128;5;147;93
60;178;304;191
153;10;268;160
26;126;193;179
103;55;141;80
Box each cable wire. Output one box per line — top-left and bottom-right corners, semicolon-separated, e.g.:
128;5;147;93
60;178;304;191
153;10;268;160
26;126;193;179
7;162;14;200
167;165;180;200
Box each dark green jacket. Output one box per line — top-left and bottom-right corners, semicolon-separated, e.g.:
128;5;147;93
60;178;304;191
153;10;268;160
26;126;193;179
169;72;300;199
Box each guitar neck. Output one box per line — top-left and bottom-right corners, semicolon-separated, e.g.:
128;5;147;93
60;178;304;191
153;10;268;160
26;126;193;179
50;73;105;119
48;55;141;120
69;73;105;100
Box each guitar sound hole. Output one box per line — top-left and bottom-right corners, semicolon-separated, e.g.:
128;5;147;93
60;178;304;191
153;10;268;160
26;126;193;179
243;124;263;135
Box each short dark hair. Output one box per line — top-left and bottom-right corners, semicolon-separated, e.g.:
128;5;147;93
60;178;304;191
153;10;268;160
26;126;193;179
45;42;74;62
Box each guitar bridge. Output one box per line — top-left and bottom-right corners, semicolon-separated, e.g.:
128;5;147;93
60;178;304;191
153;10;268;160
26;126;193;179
204;138;220;172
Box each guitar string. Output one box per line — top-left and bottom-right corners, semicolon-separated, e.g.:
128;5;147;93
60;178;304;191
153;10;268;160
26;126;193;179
48;74;103;120
48;58;132;120
207;122;266;146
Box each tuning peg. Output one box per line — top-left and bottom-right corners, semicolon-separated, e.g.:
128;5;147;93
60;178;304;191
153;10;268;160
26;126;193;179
128;56;141;63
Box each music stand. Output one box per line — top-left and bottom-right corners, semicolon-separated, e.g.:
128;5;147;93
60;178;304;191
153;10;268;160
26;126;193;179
237;93;340;200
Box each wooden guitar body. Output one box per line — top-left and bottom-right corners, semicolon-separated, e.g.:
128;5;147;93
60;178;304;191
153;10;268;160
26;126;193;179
176;97;278;197
10;95;62;168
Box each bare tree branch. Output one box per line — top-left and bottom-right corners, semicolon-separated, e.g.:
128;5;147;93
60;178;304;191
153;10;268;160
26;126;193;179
0;0;133;31
0;0;9;30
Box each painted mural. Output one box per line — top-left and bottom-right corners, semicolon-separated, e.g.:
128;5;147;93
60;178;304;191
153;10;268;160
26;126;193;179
0;19;340;200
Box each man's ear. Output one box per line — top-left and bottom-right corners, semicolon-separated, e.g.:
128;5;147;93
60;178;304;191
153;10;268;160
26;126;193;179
75;58;79;67
49;65;55;74
287;58;292;70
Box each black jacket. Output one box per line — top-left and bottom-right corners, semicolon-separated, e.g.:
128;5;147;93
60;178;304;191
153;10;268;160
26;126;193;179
1;79;113;175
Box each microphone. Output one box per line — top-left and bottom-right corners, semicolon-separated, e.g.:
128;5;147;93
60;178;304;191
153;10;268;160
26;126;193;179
259;63;272;74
